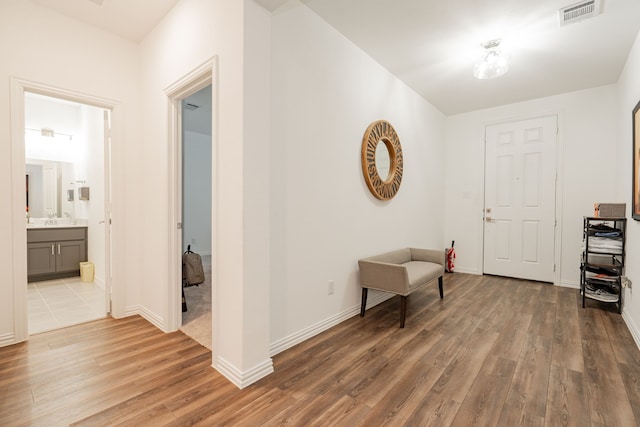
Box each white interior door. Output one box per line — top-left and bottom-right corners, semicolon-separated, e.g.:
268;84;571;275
103;109;112;314
483;116;557;283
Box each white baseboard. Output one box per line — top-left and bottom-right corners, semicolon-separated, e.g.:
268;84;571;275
94;276;106;290
215;356;274;389
124;305;141;317
0;332;18;348
269;292;392;357
124;305;166;332
623;310;640;351
451;268;480;275
558;280;579;289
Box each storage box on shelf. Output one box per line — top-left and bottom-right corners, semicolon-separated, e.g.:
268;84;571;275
580;216;626;313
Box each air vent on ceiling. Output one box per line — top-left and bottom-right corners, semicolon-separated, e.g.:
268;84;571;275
559;0;601;26
184;103;199;111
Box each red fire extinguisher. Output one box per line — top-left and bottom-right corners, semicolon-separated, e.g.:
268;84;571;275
446;240;456;273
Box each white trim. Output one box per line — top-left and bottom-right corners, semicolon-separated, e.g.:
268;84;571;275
215;356;274;389
623;310;640;352
270;292;392;357
9;79;28;344
124;305;166;331
9;77;122;342
164;58;218;360
559;280;580;289
450;267;481;275
94;276;106;290
553;112;566;287
102;109;113;317
0;333;18;347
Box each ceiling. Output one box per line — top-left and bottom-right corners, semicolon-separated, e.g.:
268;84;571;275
29;0;640;115
29;0;179;42
297;0;640;115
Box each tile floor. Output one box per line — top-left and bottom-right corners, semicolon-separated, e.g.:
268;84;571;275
28;277;107;335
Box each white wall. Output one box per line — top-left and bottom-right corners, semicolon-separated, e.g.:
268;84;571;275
182;130;212;256
616;30;640;342
139;0;273;386
243;0;273;377
270;4;447;349
445;85;619;287
0;0;141;345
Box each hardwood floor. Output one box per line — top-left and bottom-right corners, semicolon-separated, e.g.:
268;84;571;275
2;273;640;426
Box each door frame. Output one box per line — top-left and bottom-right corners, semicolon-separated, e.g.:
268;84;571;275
481;112;565;285
10;77;121;342
164;58;217;353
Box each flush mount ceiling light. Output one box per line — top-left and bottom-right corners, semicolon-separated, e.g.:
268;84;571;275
473;39;509;80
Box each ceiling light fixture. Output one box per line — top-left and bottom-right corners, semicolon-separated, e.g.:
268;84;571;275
473;39;509;80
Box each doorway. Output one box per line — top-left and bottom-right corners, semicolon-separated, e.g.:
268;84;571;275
164;59;216;351
180;85;213;348
24;92;111;334
483;115;558;283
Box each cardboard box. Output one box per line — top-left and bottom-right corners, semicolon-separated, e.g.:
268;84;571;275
595;203;626;218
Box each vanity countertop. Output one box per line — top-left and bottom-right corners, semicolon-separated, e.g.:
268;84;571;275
27;223;88;229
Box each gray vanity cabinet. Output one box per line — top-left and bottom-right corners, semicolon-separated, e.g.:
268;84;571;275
27;227;87;282
27;242;58;276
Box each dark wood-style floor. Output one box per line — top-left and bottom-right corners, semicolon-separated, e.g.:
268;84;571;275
2;273;640;426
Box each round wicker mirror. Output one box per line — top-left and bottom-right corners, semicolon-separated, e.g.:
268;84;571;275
361;120;403;200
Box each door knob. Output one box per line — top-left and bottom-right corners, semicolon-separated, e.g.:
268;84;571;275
486;216;495;222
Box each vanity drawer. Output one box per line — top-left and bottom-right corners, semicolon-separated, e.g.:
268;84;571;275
27;227;87;243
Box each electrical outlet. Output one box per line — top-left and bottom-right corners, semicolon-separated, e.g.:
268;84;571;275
328;280;335;295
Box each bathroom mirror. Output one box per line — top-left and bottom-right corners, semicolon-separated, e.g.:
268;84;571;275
361;120;403;200
26;160;75;218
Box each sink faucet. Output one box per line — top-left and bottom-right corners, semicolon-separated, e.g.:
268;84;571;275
46;210;57;225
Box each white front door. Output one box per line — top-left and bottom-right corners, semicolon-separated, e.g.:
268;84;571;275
483;116;557;283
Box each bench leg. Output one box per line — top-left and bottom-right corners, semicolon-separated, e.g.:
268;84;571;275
438;276;444;299
360;288;368;317
400;295;407;328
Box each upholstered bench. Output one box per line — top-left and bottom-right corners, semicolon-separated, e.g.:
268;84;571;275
358;248;445;328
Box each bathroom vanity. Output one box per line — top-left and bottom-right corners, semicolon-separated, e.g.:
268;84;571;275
27;225;88;282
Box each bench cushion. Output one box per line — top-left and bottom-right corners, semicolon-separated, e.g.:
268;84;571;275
404;261;444;293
